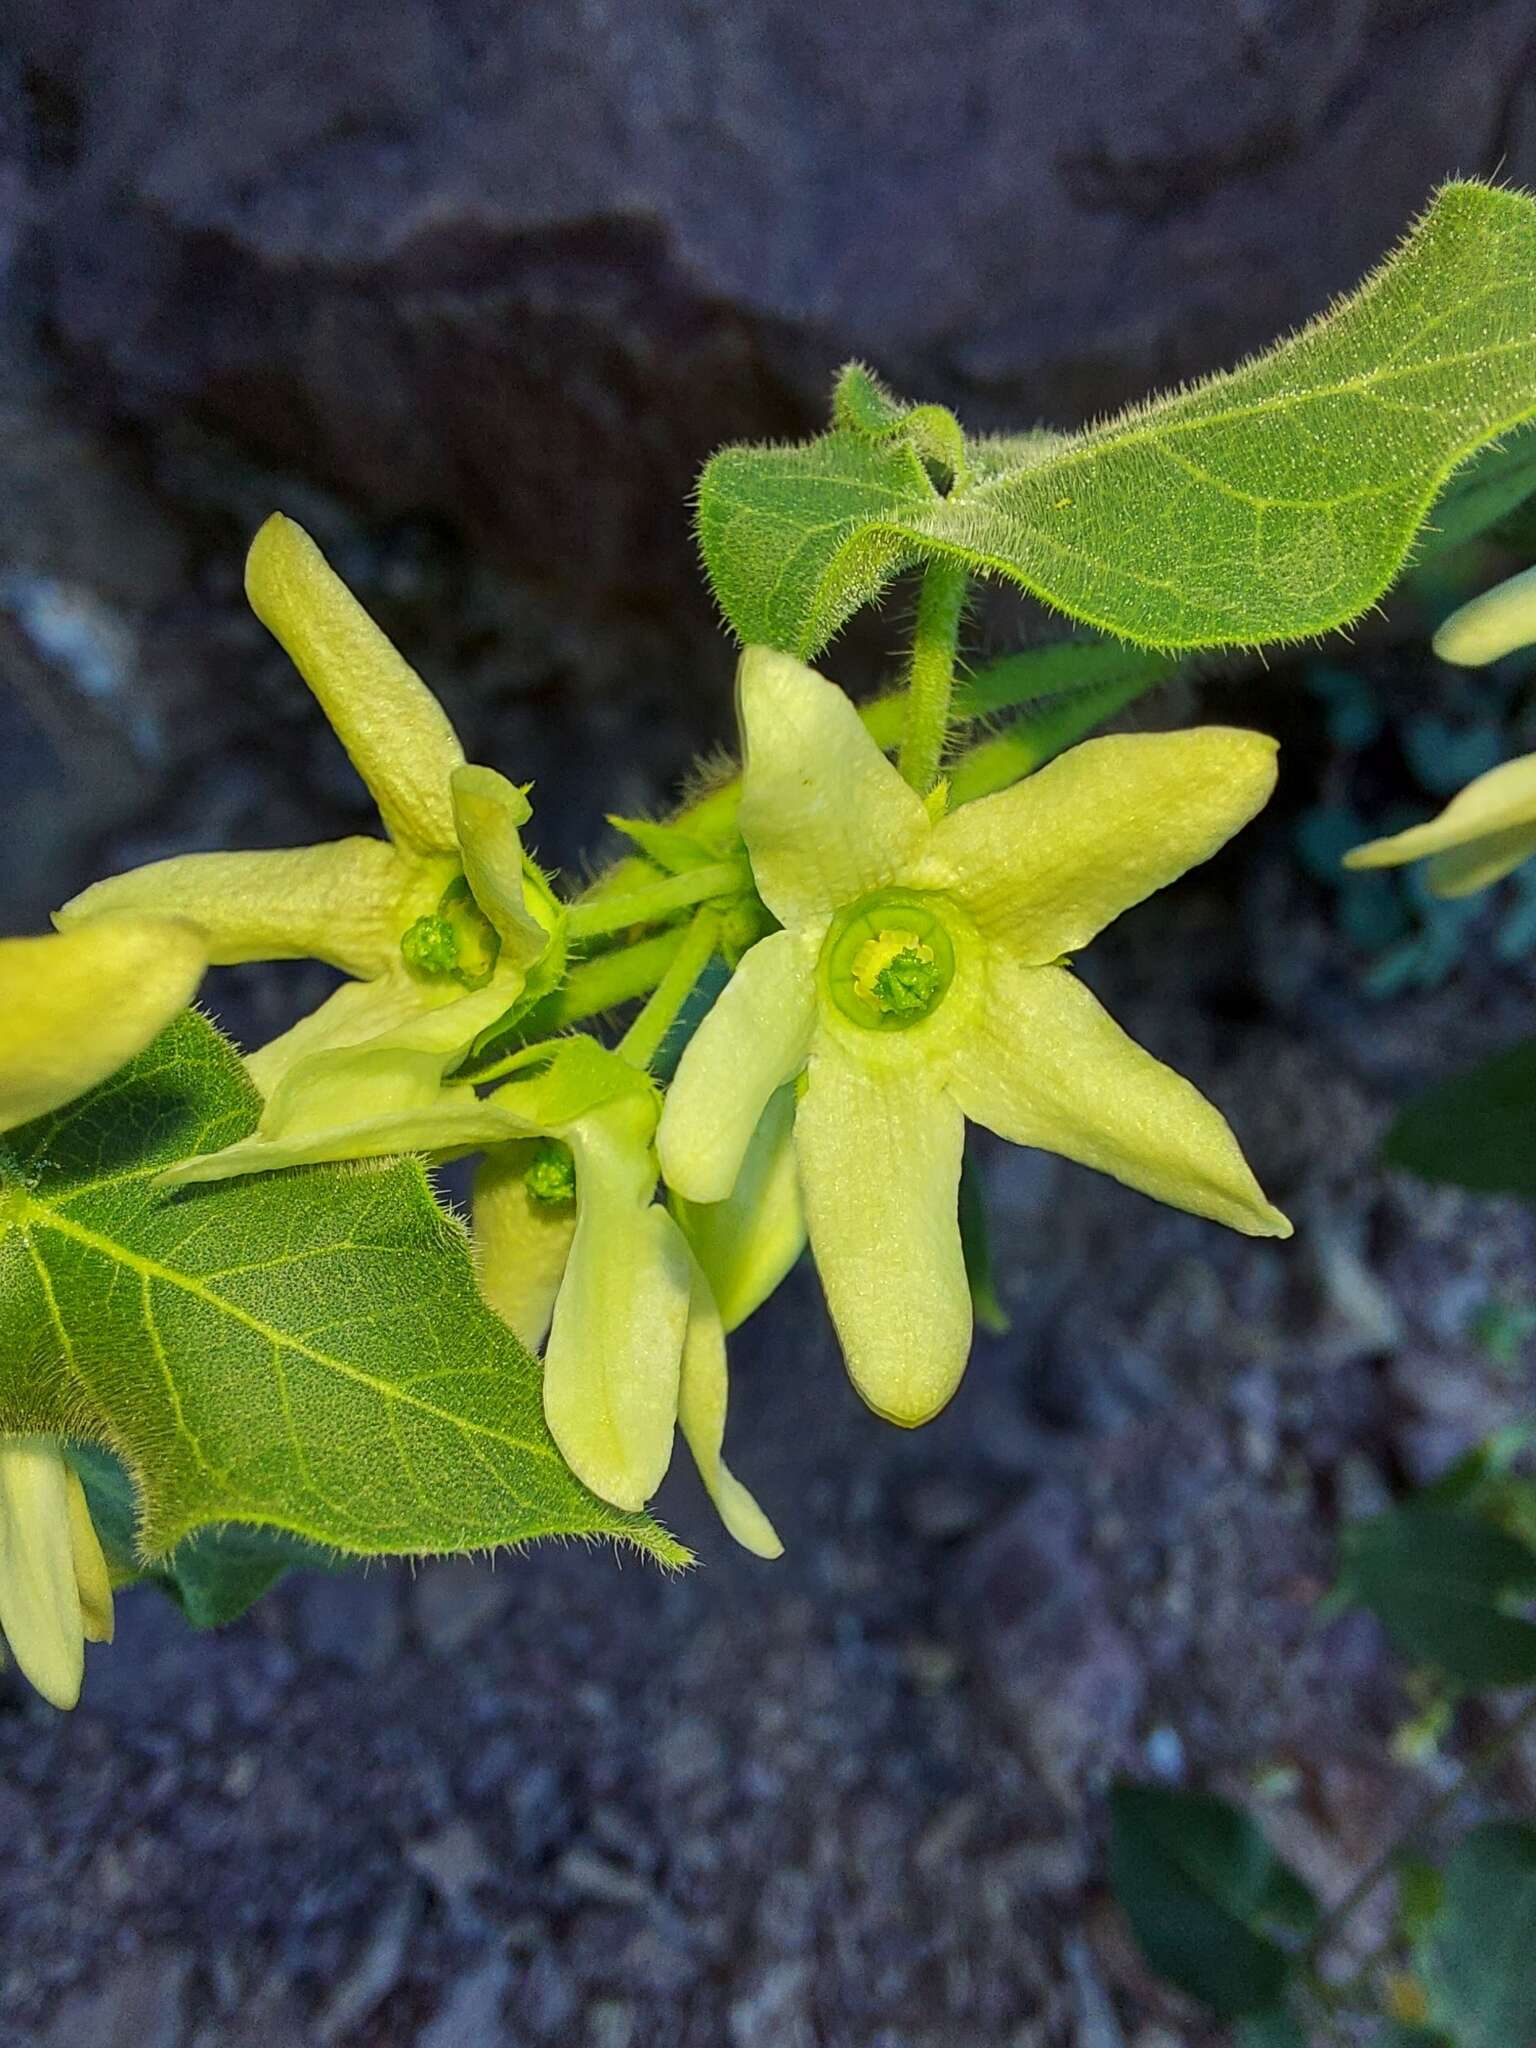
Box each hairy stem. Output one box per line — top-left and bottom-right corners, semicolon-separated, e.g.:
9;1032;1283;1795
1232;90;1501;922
617;911;719;1070
565;860;748;941
896;558;969;794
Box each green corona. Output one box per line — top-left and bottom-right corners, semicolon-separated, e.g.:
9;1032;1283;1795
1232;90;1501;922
821;888;957;1031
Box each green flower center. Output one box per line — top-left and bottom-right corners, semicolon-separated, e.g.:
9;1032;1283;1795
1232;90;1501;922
524;1137;577;1209
401;875;501;990
823;889;956;1030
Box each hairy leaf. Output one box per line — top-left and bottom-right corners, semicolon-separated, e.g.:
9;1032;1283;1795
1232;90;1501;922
699;183;1536;655
1109;1783;1316;2017
0;1014;687;1568
1338;1504;1536;1687
1420;1822;1536;2048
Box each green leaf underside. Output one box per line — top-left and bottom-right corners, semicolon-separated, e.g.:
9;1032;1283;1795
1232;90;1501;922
1339;1505;1536;1688
699;182;1536;656
0;1014;686;1568
1420;1822;1536;2048
1108;1783;1317;2017
69;1440;326;1625
1384;1039;1536;1200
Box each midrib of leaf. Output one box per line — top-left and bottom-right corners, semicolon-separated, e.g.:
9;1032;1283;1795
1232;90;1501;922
16;1199;562;1470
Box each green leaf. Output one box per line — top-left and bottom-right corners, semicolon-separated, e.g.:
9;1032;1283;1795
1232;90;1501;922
1418;424;1536;558
1384;1039;1536;1200
1108;1782;1318;2017
1420;1822;1536;2048
698;183;1536;656
1376;2028;1453;2048
1338;1504;1536;1687
68;1441;324;1625
0;1013;687;1569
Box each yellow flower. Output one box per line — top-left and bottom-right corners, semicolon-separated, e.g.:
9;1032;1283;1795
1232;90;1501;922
1343;567;1536;897
0;1439;114;1710
472;1041;786;1554
658;648;1290;1427
57;515;559;1181
0;915;206;1134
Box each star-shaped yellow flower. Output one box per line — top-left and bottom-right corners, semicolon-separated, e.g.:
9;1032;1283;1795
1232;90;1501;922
1345;566;1536;896
56;516;558;1180
658;649;1290;1427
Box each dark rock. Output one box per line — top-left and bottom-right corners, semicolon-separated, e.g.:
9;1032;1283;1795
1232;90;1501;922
14;0;1536;639
418;1956;512;2048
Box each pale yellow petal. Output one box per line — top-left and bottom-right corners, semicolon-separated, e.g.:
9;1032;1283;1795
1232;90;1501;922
0;917;206;1135
170;977;538;1183
736;647;931;928
542;1098;691;1511
246;514;464;854
1427;822;1536;897
673;1083;804;1332
951;956;1291;1238
0;1440;85;1710
59;839;409;977
794;1033;970;1426
658;929;817;1204
64;1466;114;1645
450;765;549;965
472;1143;577;1351
1433;565;1536;665
1344;752;1536;892
915;728;1278;963
676;1248;783;1558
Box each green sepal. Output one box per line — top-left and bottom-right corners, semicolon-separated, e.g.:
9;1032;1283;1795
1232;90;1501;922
607;816;725;874
831;362;968;488
1383;1038;1536;1200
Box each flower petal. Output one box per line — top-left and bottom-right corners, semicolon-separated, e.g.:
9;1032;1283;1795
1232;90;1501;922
64;1466;114;1645
472;1143;577;1352
59;839;409;977
542;1098;691;1511
736;647;931;928
246;514;465;854
1344;751;1536;893
676;1246;783;1559
673;1084;804;1332
0;1440;85;1710
950;956;1291;1238
0;917;206;1135
1433;565;1536;666
168;979;541;1184
1427;822;1536;897
450;765;550;966
794;1033;970;1425
658;929;817;1204
244;969;433;1098
916;728;1278;963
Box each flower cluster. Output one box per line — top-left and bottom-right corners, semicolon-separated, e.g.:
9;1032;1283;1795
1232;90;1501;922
3;515;1301;1706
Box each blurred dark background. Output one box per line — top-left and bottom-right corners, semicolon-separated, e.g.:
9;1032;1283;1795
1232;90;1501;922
4;5;1536;2045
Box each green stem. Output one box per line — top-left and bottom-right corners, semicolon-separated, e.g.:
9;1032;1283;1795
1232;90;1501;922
549;929;689;1027
947;671;1165;805
896;558;969;794
1307;1686;1536;1970
565;860;747;941
617;911;719;1070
